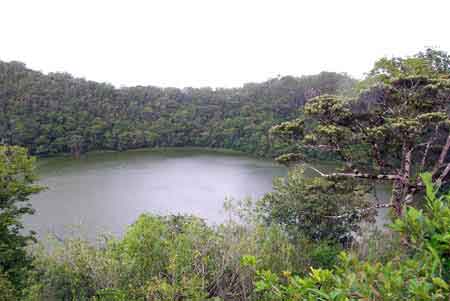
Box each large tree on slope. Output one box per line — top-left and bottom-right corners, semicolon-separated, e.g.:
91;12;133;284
271;49;450;216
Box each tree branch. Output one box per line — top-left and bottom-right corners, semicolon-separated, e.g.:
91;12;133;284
324;203;393;219
306;165;400;181
419;133;436;172
432;131;450;176
371;143;386;169
436;163;450;189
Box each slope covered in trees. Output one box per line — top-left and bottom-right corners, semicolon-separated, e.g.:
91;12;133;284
1;49;450;300
0;61;354;157
271;48;450;219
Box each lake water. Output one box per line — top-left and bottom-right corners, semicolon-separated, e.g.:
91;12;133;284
25;149;288;239
25;148;391;240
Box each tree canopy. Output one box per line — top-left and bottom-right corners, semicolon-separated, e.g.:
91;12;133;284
0;61;354;158
271;49;450;216
0;146;44;292
2;49;450;300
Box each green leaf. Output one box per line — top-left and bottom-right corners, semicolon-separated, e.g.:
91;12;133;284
432;277;449;290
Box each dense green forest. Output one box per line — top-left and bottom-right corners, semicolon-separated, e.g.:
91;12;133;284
0;61;354;157
1;49;450;300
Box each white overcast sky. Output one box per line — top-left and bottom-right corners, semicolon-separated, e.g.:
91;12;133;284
1;0;449;88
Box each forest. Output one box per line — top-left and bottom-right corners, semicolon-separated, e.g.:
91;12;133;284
1;48;450;300
0;61;353;158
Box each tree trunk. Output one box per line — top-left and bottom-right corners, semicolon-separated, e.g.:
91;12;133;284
391;180;404;217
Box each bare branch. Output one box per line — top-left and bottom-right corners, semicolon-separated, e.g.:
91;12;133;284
432;131;450;176
420;140;434;171
306;164;400;181
301;144;338;151
371;143;386;169
324;203;393;219
436;163;450;189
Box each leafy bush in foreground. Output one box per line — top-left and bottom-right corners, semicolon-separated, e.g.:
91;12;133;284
23;167;358;300
24;215;301;300
0;146;44;294
251;173;450;300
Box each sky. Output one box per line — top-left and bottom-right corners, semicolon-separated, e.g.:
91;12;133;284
1;0;449;88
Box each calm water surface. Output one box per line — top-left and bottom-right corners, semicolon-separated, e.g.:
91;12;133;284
25;148;391;240
25;149;287;239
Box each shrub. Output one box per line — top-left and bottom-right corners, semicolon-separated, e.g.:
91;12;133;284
0;146;44;291
253;173;450;300
258;168;373;246
0;271;17;301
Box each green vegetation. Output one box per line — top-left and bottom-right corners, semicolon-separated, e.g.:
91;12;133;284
9;166;450;300
0;49;449;300
258;168;372;246
0;61;353;158
24;215;296;300
252;174;450;300
0;146;44;295
271;48;450;217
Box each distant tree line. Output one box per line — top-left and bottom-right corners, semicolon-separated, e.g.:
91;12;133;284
0;61;354;157
1;49;450;300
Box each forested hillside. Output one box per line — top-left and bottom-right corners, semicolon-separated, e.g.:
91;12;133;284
1;49;450;300
0;61;354;157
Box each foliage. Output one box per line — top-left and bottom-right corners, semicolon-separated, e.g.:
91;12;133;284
252;173;450;300
24;208;366;300
0;271;17;301
270;49;450;216
390;173;450;280
369;47;450;82
258;168;372;245
0;146;44;292
25;213;307;300
0;61;355;158
6;49;450;300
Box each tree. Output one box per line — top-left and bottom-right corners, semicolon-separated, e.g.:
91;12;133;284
271;50;450;217
0;59;354;158
258;168;372;246
252;173;450;300
0;146;44;291
417;48;450;75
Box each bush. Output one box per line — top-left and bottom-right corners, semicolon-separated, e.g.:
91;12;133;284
258;168;373;246
0;146;45;291
24;214;301;300
0;272;17;301
24;173;449;300
252;173;450;300
25;218;356;300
